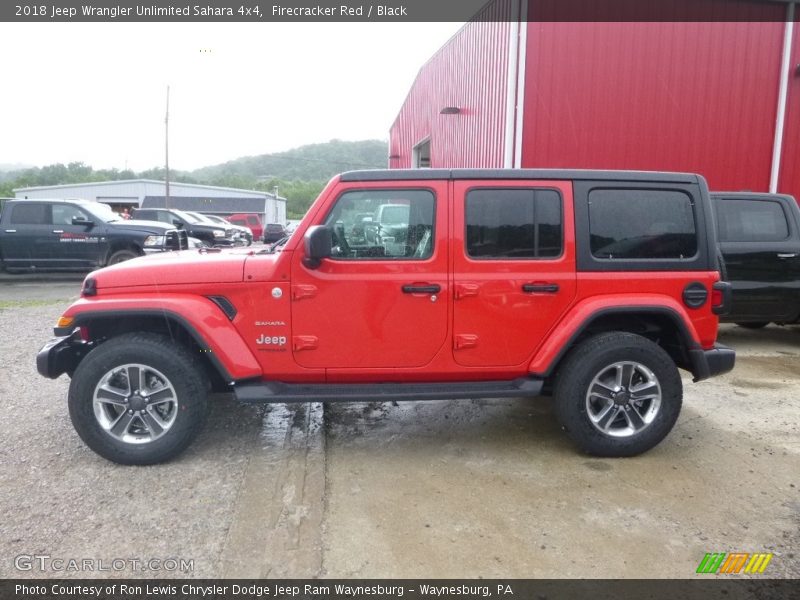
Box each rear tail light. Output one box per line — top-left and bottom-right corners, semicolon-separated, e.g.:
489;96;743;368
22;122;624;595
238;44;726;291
711;289;723;308
712;281;732;315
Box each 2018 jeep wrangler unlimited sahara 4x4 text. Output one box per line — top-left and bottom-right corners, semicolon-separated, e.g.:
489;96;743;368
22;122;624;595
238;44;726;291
37;169;734;464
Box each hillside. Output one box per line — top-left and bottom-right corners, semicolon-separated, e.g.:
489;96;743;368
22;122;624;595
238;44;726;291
190;139;388;182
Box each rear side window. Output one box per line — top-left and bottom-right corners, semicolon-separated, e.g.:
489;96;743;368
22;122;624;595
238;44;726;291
589;189;697;259
466;189;563;259
247;216;258;225
716;199;789;242
10;203;48;225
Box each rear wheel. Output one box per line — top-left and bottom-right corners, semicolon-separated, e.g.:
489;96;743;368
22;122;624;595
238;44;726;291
553;332;682;457
68;333;208;464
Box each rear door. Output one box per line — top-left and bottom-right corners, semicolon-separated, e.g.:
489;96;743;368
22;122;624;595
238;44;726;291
0;203;51;269
715;195;800;322
452;181;577;367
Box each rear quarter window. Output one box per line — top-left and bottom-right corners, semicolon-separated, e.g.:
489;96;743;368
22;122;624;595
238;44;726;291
589;189;698;259
715;199;789;242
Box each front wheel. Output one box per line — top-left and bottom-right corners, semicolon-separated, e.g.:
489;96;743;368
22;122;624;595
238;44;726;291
553;332;683;457
107;249;139;265
68;333;209;465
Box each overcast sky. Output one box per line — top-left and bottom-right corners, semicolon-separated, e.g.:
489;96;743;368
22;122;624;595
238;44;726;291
0;22;463;172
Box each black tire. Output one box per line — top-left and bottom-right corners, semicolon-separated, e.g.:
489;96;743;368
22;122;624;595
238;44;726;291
736;322;769;329
68;332;209;465
107;249;139;265
553;332;683;457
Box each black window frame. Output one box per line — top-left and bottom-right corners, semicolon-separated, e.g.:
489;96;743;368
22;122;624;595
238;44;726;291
464;186;565;261
574;181;713;272
322;187;438;262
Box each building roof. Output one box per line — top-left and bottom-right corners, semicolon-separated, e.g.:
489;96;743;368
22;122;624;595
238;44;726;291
14;179;272;197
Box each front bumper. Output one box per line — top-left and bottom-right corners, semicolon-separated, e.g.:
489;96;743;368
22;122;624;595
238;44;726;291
689;343;736;382
36;332;92;379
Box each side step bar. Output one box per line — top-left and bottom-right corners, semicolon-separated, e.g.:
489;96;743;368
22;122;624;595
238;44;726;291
234;378;544;404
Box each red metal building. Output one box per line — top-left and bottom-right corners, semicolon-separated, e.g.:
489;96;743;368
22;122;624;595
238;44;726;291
389;0;800;198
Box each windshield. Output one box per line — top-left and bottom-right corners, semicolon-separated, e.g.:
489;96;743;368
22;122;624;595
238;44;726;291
172;209;200;224
85;202;122;223
186;211;216;224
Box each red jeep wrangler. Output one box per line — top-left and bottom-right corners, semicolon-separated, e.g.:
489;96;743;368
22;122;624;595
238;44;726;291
37;169;734;464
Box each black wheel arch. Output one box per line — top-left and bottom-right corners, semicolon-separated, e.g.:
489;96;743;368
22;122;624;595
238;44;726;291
56;309;234;392
540;306;703;381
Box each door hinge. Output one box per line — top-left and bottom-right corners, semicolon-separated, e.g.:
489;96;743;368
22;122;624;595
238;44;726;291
454;282;480;299
454;334;479;350
291;284;317;300
292;335;318;351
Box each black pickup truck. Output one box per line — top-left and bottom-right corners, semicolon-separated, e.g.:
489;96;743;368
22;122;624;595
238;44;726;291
713;192;800;327
132;208;236;247
0;198;188;272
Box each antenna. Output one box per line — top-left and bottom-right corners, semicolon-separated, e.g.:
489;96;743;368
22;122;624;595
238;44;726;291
165;85;170;209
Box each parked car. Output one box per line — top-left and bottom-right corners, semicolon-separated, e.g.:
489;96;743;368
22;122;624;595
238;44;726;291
712;192;800;328
132;208;236;247
200;214;253;246
38;169;734;465
0;198;187;272
228;213;263;240
263;223;288;243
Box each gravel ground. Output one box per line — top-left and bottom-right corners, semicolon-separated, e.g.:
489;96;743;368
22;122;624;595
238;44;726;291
0;282;797;579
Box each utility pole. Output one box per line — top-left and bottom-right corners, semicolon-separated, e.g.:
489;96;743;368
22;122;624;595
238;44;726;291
165;85;170;209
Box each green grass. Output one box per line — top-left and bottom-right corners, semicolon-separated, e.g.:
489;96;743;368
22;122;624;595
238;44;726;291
0;298;68;309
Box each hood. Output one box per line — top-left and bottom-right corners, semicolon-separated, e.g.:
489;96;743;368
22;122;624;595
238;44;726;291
106;219;175;233
89;248;258;290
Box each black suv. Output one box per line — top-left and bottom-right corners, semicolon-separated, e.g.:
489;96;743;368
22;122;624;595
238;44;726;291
133;208;236;247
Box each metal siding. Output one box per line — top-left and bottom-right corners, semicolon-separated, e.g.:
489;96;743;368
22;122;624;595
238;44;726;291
521;2;786;192
389;0;512;169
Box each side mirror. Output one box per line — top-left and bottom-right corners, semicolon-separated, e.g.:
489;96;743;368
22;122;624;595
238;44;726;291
71;216;93;228
303;225;332;269
172;219;184;228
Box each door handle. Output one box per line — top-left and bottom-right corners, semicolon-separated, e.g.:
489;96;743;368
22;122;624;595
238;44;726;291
402;284;441;294
777;253;798;259
522;283;560;294
52;230;64;234
4;229;16;233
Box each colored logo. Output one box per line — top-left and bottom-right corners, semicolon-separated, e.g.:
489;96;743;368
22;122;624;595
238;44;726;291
696;552;773;574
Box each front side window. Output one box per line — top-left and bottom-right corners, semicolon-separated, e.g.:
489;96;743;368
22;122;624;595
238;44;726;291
466;188;563;259
323;189;435;260
52;204;89;225
589;189;698;259
716;199;789;242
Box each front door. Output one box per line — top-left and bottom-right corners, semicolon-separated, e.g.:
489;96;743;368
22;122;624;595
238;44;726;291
290;182;448;370
46;203;103;268
451;181;577;367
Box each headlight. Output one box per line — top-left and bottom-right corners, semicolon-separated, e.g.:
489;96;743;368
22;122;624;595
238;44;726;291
143;235;166;247
213;229;225;238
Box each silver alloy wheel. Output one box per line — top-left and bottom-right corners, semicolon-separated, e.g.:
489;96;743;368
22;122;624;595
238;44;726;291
93;363;178;444
585;361;662;438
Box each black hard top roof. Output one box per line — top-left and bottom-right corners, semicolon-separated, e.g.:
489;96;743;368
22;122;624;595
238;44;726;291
340;168;701;184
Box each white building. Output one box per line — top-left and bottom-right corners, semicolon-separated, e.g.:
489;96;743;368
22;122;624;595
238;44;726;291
14;179;287;224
